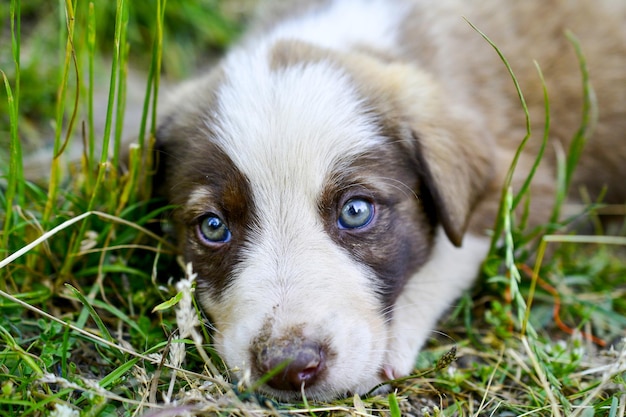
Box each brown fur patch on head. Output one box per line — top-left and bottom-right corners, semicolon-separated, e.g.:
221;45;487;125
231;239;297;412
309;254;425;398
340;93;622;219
338;53;495;246
154;96;257;301
318;143;437;307
268;39;334;71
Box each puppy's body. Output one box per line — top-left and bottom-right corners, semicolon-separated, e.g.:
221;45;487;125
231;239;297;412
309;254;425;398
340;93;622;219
155;0;626;400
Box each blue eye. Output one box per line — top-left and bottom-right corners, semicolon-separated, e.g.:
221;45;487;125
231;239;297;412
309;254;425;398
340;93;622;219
338;198;374;229
198;214;231;244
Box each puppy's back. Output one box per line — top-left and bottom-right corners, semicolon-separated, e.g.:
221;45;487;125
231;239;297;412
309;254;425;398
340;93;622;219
401;0;625;207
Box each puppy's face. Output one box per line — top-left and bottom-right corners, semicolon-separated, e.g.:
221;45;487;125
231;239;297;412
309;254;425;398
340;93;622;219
155;42;491;400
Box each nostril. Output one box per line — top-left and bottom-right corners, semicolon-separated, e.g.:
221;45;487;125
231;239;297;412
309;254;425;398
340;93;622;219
256;338;326;391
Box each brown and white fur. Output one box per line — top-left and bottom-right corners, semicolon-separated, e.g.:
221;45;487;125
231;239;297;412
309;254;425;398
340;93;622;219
154;0;626;401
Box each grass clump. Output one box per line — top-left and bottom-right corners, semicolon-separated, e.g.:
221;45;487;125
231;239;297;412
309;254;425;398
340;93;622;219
0;1;246;415
1;1;625;416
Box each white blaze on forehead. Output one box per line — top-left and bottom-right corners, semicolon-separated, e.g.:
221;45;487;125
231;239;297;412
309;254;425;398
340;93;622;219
212;51;384;200
207;0;409;203
211;50;386;283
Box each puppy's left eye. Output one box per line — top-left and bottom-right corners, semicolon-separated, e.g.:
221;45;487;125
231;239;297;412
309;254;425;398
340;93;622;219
338;198;374;229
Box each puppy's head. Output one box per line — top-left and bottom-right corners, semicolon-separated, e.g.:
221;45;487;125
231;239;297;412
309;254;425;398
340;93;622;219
154;41;492;400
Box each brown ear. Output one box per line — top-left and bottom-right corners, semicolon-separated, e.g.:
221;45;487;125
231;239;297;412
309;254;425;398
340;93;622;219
409;118;493;246
340;54;494;245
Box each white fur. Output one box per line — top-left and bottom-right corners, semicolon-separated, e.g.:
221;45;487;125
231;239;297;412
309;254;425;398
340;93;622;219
210;229;389;398
212;57;384;192
265;0;408;53
384;229;491;377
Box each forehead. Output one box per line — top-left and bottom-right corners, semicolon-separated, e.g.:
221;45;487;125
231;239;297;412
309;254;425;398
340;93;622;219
209;47;385;202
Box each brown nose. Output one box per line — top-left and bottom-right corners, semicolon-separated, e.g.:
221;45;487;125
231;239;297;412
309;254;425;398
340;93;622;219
255;337;326;391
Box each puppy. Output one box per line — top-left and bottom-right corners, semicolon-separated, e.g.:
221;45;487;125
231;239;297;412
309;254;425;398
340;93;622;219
154;0;626;401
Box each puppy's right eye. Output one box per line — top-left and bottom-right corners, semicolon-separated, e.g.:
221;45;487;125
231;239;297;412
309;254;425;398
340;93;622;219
338;198;375;230
197;214;231;244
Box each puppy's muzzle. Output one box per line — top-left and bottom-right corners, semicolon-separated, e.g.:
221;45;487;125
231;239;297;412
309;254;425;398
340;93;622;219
254;334;327;392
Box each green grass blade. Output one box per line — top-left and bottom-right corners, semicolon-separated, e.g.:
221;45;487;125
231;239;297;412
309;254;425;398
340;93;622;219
96;0;125;168
98;356;140;389
388;391;401;417
10;0;20;106
65;284;122;359
549;31;598;226
86;2;96;191
89;298;147;339
463;19;534;254
43;0;78;224
0;324;45;376
511;61;550;210
608;395;618;417
59;0;127;278
1;72;23;262
137;0;167;202
112;0;129;171
1;0;25;272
